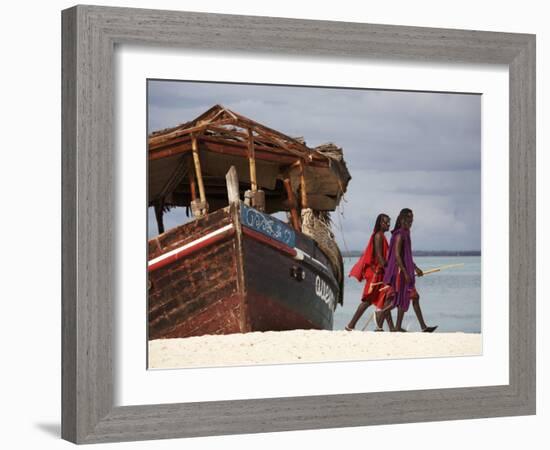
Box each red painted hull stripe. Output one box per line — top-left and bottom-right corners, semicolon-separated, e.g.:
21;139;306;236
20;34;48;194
242;226;298;257
148;224;235;272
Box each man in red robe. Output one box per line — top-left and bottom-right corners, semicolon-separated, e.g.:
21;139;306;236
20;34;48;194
346;213;393;331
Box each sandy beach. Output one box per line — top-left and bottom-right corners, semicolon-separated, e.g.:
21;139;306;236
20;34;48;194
148;330;482;369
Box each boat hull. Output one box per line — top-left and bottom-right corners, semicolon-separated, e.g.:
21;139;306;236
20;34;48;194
147;203;340;339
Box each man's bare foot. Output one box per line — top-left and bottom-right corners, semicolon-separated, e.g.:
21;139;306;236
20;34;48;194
422;326;438;333
345;326;354;331
392;327;407;332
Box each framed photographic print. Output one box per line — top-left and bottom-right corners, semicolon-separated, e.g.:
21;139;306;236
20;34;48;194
145;81;483;370
62;5;535;444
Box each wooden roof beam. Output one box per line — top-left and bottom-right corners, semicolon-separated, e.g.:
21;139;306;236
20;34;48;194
149;118;236;147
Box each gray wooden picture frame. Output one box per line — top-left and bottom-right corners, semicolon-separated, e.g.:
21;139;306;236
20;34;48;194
61;4;536;444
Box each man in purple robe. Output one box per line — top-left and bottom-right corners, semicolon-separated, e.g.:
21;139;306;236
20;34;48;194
382;208;437;332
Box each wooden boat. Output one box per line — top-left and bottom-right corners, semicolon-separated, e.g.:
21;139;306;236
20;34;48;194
148;105;351;339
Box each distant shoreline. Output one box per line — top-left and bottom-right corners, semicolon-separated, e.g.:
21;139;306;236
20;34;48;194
342;250;481;257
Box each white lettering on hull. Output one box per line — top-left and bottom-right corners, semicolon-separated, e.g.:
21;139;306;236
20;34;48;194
315;275;336;310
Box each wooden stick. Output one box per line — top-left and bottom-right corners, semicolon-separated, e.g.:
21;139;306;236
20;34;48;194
361;311;376;331
247;128;257;192
370;263;465;286
299;160;308;209
422;263;464;275
188;157;197;202
422;268;441;275
370;282;384;287
191;134;206;204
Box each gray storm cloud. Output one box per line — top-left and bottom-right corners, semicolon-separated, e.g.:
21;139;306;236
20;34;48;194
147;80;481;251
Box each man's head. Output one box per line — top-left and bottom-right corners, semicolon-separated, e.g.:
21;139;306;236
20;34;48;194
394;208;414;231
374;213;391;233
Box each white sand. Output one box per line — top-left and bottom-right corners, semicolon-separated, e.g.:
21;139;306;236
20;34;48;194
148;330;482;369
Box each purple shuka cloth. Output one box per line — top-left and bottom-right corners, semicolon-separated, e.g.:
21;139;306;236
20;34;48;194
383;228;415;311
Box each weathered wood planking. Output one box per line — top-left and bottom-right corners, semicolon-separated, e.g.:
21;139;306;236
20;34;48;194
148;240;241;339
148;207;232;259
148;208;242;339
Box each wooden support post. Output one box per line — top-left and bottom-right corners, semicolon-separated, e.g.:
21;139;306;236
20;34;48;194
283;178;301;231
191;134;208;216
299;160;308;209
188;157;197;202
154;199;165;234
245;128;265;211
192;134;206;203
226;166;240;204
247;128;257;192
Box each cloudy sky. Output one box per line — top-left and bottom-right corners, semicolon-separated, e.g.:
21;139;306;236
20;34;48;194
147;80;481;251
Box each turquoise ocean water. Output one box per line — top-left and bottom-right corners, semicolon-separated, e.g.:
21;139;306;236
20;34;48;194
334;256;481;333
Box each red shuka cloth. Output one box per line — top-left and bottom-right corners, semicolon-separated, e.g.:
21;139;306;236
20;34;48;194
349;231;389;309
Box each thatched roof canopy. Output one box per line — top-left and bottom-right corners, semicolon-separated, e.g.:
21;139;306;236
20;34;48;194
148;104;351;213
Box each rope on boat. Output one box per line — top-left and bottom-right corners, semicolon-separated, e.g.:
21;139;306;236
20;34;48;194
335;203;352;261
301;208;343;283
